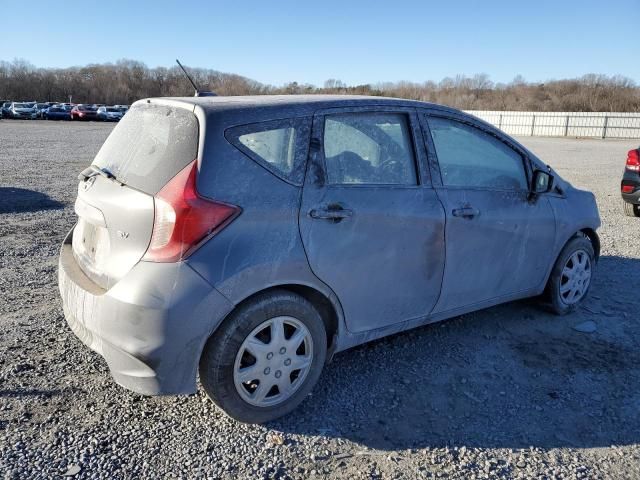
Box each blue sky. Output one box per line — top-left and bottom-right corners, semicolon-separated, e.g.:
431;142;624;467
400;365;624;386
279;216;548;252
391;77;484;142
1;0;638;86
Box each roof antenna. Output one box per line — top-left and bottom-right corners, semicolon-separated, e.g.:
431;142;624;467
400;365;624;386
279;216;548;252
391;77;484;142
176;59;217;97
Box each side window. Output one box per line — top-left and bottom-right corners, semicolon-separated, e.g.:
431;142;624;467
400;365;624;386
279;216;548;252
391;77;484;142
226;118;310;184
323;113;417;185
427;116;527;190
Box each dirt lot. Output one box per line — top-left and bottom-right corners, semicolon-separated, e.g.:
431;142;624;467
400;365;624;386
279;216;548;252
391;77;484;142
1;120;639;479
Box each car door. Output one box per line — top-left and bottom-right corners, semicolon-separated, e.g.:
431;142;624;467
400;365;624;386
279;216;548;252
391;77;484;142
299;107;446;333
420;112;556;314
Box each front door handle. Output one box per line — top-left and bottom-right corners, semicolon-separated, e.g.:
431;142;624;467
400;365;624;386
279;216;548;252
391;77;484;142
452;206;480;218
309;206;353;220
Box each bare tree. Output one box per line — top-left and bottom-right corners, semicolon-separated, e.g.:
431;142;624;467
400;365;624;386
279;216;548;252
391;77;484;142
0;59;637;111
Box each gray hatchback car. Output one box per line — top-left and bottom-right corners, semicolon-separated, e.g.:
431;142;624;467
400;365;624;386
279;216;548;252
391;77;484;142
59;95;600;423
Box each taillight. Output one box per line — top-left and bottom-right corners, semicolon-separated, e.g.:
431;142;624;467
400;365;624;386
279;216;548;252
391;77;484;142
626;149;640;172
143;160;240;262
622;185;635;193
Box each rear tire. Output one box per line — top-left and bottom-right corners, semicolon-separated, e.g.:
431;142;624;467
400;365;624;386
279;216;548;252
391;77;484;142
545;235;595;315
199;289;327;424
623;201;640;217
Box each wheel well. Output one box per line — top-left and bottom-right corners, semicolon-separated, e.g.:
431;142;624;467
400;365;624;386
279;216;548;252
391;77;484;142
232;285;340;352
579;228;600;261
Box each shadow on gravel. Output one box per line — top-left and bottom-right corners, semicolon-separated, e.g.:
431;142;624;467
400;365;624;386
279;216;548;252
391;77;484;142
0;187;64;214
274;255;640;451
0;388;63;398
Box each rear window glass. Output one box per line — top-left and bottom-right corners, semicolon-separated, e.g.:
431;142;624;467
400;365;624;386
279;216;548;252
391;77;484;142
92;104;199;194
225;118;311;185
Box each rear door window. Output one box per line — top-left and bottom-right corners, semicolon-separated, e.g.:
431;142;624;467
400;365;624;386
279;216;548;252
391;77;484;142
322;113;417;185
225;118;311;185
92;104;199;194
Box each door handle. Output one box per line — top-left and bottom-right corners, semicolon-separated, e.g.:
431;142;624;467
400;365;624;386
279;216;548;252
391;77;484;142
452;206;480;218
309;206;353;220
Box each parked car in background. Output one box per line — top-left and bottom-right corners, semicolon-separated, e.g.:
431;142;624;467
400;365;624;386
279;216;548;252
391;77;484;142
70;104;98;121
35;102;53;118
96;106;125;122
59;95;601;424
622;147;640;217
44;104;72;120
9;102;38;119
1;102;12;118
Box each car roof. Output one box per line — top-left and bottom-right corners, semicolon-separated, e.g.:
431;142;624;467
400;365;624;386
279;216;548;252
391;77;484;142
139;94;460;117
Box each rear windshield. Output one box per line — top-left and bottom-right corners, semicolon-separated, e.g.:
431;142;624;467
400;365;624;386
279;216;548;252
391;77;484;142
92;103;199;194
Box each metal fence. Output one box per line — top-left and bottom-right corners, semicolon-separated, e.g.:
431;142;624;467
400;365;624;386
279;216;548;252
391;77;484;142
464;110;640;139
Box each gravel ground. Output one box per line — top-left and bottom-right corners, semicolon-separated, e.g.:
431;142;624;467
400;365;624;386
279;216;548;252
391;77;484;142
1;120;639;479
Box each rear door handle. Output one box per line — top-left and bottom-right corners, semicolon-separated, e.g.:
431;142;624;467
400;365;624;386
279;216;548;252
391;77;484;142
309;206;353;220
452;206;480;218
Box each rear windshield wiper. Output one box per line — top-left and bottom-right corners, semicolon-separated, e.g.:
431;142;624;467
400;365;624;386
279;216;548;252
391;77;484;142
77;165;118;182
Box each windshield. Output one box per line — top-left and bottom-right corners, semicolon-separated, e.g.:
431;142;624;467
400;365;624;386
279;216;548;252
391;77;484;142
36;103;48;108
106;108;119;112
14;103;30;108
92;104;199;194
79;105;97;111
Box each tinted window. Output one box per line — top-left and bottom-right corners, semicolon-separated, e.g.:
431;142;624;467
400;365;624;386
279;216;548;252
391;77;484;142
226;118;310;184
92;104;199;194
428;117;527;190
323;113;417;185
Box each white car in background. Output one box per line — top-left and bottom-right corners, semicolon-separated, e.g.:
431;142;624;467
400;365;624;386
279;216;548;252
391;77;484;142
96;106;126;122
10;102;38;119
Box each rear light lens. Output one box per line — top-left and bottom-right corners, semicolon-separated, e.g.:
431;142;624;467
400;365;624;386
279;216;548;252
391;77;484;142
143;160;240;262
626;149;640;172
622;185;635;193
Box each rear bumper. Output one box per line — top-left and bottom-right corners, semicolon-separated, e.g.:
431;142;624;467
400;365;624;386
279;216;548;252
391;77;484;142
621;171;640;205
622;189;640;205
58;230;234;395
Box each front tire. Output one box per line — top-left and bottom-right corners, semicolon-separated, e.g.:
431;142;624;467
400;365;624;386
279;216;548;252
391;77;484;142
623;201;640;217
545;236;595;315
199;290;327;423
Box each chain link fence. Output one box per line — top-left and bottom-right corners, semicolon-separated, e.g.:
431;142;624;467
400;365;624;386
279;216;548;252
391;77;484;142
464;111;640;139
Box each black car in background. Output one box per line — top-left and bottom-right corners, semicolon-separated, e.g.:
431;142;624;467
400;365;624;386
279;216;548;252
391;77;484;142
44;104;72;120
1;102;12;118
622;147;640;217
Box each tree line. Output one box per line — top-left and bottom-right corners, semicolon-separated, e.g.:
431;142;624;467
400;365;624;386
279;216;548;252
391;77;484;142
1;59;638;112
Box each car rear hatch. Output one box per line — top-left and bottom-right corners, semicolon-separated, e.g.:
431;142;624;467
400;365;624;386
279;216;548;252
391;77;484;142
72;102;200;290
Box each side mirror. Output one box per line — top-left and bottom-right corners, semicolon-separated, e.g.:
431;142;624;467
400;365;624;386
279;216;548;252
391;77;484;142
532;169;554;194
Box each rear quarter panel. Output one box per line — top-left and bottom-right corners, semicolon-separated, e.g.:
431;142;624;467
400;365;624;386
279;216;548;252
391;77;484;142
186;109;340;310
